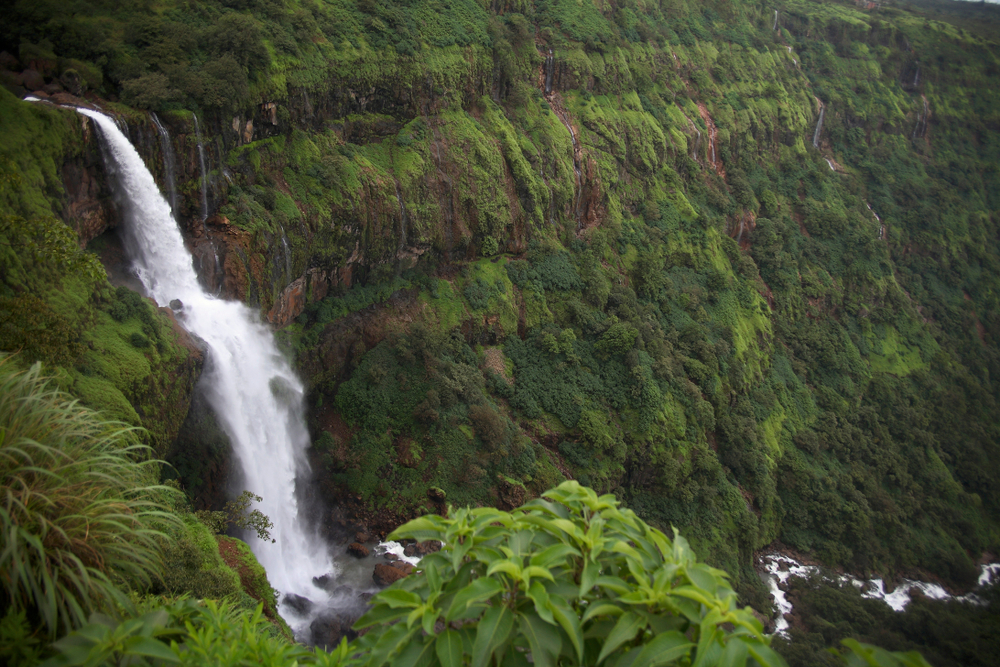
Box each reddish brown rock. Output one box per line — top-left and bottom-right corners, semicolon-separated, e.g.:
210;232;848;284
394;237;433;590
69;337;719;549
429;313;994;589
347;542;370;558
373;562;413;587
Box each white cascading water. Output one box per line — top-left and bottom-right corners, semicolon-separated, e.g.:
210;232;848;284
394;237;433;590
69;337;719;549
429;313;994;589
76;107;334;618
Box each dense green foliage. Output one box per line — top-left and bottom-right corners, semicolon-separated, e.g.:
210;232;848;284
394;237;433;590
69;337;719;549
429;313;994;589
352;481;785;667
36;482;923;667
2;0;1000;662
0;357;176;637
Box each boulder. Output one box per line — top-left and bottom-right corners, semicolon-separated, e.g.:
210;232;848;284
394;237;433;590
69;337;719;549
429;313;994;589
355;531;371;543
373;562;413;587
347;542;370;558
403;540;442;558
18;68;44;90
309;612;358;649
169;299;183;311
282;593;314;615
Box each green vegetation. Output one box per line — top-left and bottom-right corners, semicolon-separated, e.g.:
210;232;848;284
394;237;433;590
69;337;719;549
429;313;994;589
2;0;1000;663
0;357;290;662
0;358;174;636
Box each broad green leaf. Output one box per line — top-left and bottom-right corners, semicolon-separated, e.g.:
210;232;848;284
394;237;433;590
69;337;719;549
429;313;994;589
630;631;695;667
686;564;719;593
436;630;464;667
595;575;631;595
597;612;645;664
612;541;643;560
692;618;721;667
390;516;447;542
445;577;504;621
580;559;599;596
122;636;179;662
394;636;437;667
530;543;580;569
519;613;562;667
718;637;750;667
379;589;424;609
548;596;584;662
487;560;523;579
354;604;412;629
471;605;515;667
581;603;624;623
746;641;789;667
528;580;555;625
522;566;556;583
426;562;442;593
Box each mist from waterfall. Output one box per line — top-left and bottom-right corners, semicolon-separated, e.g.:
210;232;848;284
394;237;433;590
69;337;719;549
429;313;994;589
76;107;334;619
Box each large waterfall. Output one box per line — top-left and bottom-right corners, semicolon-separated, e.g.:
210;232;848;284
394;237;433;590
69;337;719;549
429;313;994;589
76;108;334;621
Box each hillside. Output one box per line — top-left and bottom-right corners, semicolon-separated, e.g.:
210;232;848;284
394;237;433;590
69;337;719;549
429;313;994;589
2;0;1000;654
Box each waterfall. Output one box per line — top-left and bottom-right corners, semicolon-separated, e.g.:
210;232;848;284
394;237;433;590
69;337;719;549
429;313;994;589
150;113;179;218
544;50;554;95
913;66;920;87
773;9;778;31
193;113;210;221
76;107;334;626
812;100;825;148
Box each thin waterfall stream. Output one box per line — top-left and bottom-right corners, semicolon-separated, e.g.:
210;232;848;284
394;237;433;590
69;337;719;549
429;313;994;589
76;106;378;640
193;113;210;221
150;113;178;218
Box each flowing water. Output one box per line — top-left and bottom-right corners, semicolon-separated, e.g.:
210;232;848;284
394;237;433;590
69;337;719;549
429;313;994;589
544;49;554;94
76;107;370;637
193;113;210;221
150;113;179;217
760;553;999;636
812;100;825;148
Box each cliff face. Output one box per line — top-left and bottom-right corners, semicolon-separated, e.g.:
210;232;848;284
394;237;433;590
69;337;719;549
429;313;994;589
4;0;1000;598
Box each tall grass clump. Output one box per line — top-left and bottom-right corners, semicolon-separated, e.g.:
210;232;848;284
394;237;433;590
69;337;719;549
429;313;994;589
0;356;179;636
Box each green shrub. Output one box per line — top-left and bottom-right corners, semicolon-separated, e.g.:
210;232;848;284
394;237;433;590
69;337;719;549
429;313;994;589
0;357;179;636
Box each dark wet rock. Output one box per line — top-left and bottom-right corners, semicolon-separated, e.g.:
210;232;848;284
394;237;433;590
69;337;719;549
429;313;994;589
403;540;441;558
169;299;183;311
309;612;358;649
347;542;370;558
312;574;335;591
355;531;371;543
283;593;314;615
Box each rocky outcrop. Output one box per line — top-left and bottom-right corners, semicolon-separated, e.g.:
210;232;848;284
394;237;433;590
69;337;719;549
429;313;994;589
372;561;414;587
347;542;370;558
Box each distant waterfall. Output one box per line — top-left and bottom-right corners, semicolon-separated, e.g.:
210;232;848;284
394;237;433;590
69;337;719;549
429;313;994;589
150;113;178;218
812;99;825;148
193;113;210;221
76;107;334;625
913;66;920;87
773;9;778;31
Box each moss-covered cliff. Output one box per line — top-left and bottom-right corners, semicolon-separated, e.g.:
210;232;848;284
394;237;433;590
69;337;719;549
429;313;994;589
2;0;999;609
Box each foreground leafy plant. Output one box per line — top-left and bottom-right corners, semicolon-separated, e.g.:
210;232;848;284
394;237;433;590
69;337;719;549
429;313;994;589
354;480;783;667
0;357;179;636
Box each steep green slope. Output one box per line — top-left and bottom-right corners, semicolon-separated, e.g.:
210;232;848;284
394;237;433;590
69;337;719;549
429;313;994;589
1;0;999;613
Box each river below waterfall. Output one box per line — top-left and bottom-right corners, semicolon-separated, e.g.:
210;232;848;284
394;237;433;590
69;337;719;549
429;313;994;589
759;552;1000;635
